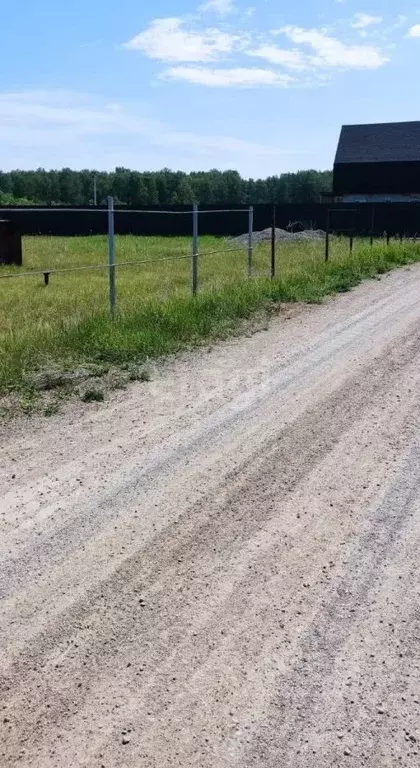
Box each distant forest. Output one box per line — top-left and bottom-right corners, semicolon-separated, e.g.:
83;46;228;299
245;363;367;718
0;168;333;207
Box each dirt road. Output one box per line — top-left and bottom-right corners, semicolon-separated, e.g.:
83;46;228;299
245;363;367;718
1;267;420;767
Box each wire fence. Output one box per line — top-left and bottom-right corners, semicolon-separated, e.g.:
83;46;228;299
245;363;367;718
0;199;264;316
1;201;415;319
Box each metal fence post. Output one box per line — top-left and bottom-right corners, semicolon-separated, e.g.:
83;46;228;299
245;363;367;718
325;208;330;263
192;204;199;296
370;204;375;247
349;234;354;255
107;196;116;317
271;204;276;280
248;205;254;277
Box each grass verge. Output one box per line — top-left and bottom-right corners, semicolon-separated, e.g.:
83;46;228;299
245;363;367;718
1;237;420;413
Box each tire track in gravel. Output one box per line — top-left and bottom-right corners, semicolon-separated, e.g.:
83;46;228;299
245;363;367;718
2;267;420;767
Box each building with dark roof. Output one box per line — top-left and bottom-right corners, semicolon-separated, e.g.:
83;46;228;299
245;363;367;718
333;121;420;201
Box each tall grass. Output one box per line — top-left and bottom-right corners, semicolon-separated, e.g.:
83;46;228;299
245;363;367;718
1;234;419;394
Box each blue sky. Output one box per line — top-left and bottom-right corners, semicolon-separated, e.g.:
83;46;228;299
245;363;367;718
1;0;419;176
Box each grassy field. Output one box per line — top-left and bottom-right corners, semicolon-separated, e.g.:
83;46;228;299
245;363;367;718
1;234;420;406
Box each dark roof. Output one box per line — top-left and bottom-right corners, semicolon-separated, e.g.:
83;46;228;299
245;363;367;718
335;121;420;164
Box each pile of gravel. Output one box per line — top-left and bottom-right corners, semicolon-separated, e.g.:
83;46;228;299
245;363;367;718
232;227;326;247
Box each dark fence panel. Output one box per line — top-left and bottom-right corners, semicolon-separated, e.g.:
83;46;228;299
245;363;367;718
0;220;22;265
1;203;419;238
334;161;420;196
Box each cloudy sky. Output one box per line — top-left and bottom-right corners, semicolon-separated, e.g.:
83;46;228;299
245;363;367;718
1;0;419;176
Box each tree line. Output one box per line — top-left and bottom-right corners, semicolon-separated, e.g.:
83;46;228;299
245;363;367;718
0;167;333;207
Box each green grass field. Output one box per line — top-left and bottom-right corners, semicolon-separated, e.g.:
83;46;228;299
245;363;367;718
1;234;420;402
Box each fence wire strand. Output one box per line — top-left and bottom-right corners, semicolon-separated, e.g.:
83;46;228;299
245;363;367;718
0;244;248;281
0;207;194;215
0;207;249;215
0;202;256;314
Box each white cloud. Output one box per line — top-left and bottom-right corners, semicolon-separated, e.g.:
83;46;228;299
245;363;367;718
0;90;297;172
0;91;146;136
407;25;420;38
351;13;383;30
247;44;308;71
163;66;293;87
199;0;236;15
124;17;238;62
123;16;391;90
279;26;389;69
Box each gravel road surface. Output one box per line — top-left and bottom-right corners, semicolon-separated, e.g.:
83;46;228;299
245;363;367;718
1;267;420;767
